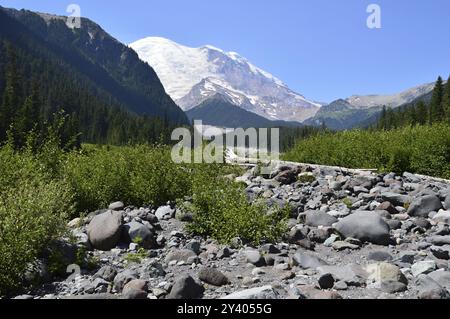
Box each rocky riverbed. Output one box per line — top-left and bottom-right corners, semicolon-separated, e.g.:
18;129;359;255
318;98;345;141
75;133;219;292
13;163;450;300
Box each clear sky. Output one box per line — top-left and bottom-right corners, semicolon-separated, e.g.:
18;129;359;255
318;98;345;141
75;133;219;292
1;0;449;103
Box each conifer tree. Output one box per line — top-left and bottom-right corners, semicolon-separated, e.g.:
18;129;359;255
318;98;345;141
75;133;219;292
430;76;444;122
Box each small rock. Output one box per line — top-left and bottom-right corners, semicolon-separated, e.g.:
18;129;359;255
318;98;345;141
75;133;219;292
318;273;335;289
155;206;175;221
166;275;205;299
221;286;279;299
411;261;437;277
109;201;125;211
198;267;229;286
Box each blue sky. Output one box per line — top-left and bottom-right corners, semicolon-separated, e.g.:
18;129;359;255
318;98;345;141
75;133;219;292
1;0;449;102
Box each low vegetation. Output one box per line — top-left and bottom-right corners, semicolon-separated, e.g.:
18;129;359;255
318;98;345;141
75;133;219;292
284;123;450;179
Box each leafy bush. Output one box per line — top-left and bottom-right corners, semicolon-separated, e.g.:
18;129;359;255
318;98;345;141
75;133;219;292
0;146;74;295
64;144;192;212
185;165;290;245
283;124;450;179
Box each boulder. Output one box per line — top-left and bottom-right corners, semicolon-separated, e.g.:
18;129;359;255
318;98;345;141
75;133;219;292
113;269;138;292
407;195;443;218
166;275;205;299
155;205;175;220
87;210;123;251
304;211;338;227
417;274;450;299
334;211;391;245
380;192;412;207
411;260;437;277
93;266;117;282
292;252;328;269
444;193;450;210
428;271;450;290
430;245;450;260
433;211;450;225
123;221;155;249
198;267;229;286
165;249;197;264
244;250;266;267
365;263;408;293
122;279;148;300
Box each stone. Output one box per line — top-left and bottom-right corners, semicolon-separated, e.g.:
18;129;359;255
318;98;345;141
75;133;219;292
87;210;123;251
368;251;393;262
307;228;331;243
377;202;399;215
407;195;443;218
428;236;450;246
334;281;348;290
444;193;450;210
292;252;328;269
109;201;125;211
93;266;117;282
317;265;368;287
365;263;408;293
304;211;338;227
198;267;229;286
123;221;155;249
244;250;266;267
332;241;359;251
334;211;391;245
155;205;175;220
186;241;202;255
221;286;279;299
428;271;450;290
113;269;138;292
318;273;335;289
411;261;437;277
301;286;342;299
430;245;450;260
122;279;148;299
417;274;450;299
433;211;450;225
165;249;197;264
166;275;205;299
380;192;412;207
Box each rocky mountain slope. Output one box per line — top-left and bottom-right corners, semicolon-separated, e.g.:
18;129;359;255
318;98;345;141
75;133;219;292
130;37;321;122
15;163;450;300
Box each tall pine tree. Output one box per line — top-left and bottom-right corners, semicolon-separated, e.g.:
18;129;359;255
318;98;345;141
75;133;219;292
430;76;444;122
442;76;450;122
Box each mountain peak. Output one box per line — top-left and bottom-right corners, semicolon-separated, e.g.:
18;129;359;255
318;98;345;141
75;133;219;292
130;36;319;122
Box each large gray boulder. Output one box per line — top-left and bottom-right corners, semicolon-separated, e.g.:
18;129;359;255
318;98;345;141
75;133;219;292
334;211;391;245
304;211;338;227
123;221;156;249
407;195;443;218
166;275;204;299
317;264;368;287
87;210;123;251
198;267;229;286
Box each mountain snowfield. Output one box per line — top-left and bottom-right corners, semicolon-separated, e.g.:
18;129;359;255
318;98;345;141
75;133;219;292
129;37;321;122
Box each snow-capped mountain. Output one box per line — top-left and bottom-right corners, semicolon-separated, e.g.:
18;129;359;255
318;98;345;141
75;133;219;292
346;82;436;109
129;37;321;122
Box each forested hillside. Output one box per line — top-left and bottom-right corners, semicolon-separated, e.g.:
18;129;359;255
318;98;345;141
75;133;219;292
0;7;188;148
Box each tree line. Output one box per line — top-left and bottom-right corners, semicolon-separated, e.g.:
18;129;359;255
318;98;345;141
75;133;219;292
376;76;450;130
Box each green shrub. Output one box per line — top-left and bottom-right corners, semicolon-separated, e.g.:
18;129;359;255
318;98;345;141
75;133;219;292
0;147;73;295
185;165;290;245
64;144;192;212
283;124;450;179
